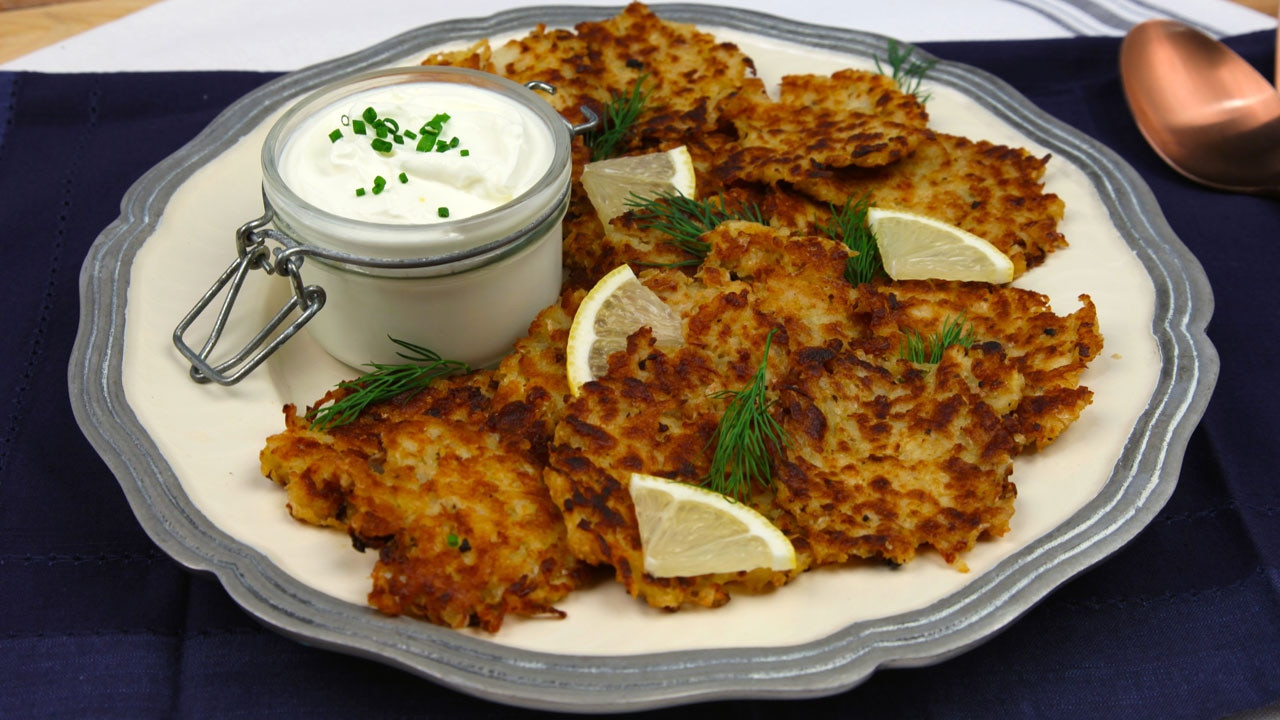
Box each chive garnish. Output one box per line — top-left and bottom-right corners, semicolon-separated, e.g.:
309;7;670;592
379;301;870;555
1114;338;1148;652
437;207;450;218
328;129;342;142
355;188;366;197
362;107;378;124
398;172;408;184
459;149;469;157
352;119;366;135
370;138;393;153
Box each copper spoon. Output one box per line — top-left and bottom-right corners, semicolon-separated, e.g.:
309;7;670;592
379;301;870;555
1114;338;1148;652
1120;19;1280;196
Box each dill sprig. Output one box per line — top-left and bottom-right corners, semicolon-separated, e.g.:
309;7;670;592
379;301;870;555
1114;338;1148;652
588;74;651;161
702;328;790;502
823;192;883;286
900;314;976;364
874;39;937;101
626;190;766;265
305;338;469;431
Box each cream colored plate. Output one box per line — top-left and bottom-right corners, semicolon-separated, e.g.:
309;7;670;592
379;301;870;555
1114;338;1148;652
70;5;1216;712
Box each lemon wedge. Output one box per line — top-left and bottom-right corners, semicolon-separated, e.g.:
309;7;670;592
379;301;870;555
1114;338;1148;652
629;473;797;577
868;207;1015;284
565;264;683;396
580;145;696;224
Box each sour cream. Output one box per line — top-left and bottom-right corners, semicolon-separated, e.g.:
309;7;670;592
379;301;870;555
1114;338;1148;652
278;82;556;225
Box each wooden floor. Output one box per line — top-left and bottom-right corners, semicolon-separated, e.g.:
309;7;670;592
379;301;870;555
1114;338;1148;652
0;0;1277;65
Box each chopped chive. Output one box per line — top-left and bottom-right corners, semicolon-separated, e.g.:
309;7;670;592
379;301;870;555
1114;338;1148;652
447;533;459;548
393;134;404;144
459;149;469;157
373;175;386;187
355;187;366;197
449;137;459;148
416;133;437;152
404;130;417;140
375;124;388;139
328;128;342;142
351;119;366;135
362;106;377;123
437;207;450;218
370;138;393;153
435;139;448;152
398;172;408;183
382;118;399;133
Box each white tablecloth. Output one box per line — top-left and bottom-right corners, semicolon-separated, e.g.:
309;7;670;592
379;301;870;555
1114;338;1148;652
3;0;1274;72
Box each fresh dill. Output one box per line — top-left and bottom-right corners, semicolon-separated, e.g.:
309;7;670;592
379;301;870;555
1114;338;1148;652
626;190;766;265
588;74;651;161
702;328;790;502
823;193;882;286
874;39;937;101
305;338;469;431
899;314;976;364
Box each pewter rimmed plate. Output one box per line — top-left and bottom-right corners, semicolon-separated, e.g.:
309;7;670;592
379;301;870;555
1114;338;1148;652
69;5;1218;713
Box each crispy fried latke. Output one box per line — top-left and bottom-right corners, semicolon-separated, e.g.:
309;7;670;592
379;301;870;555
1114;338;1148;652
789;132;1067;277
261;301;590;632
720;70;931;182
424;2;756;148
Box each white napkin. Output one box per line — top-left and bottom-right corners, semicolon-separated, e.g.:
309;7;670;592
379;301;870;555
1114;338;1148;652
3;0;1274;72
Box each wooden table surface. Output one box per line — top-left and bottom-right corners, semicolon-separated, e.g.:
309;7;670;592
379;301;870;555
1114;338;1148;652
1;0;1277;65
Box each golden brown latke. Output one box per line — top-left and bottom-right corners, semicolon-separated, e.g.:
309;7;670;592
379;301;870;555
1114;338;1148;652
719;70;931;183
853;280;1101;451
544;327;794;611
260;303;590;632
773;341;1019;569
789;132;1067;277
424;2;756;149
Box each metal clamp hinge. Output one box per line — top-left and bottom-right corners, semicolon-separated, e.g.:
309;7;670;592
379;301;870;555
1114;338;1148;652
524;80;601;136
172;211;325;385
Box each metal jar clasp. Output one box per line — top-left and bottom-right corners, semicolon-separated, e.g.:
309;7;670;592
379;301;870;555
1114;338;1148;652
172;207;325;385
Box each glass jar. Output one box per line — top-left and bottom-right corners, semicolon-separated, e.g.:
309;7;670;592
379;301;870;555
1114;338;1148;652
175;65;582;385
258;65;574;370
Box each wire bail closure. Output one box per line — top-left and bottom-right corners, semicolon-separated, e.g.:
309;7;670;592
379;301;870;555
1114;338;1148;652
172;82;597;386
172;207;326;385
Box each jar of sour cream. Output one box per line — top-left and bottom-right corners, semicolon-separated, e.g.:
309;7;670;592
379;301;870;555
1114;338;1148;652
175;66;582;382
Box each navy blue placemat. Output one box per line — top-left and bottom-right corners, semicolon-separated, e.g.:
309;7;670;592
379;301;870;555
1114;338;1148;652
2;31;1277;719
